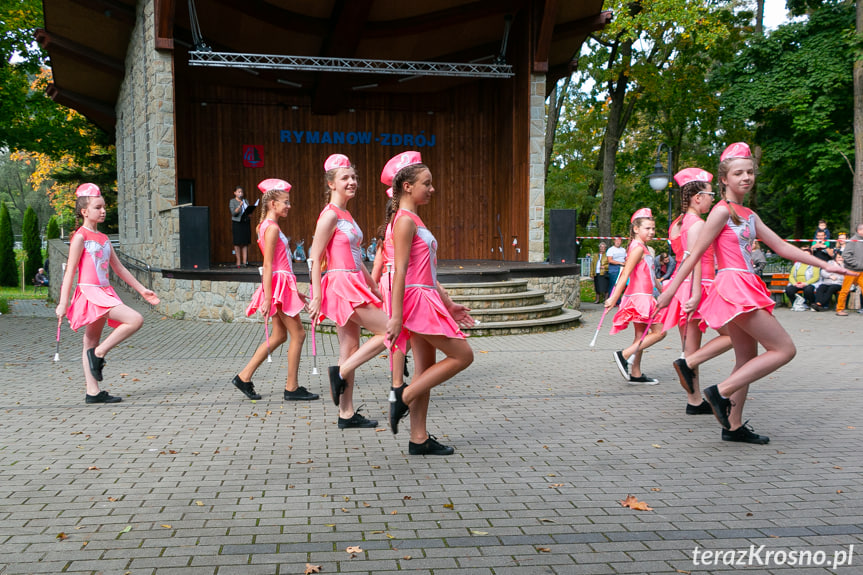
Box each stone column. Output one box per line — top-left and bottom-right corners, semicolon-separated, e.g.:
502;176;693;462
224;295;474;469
528;73;547;262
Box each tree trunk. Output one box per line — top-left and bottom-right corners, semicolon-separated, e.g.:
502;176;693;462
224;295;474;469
544;76;571;179
755;0;765;37
598;40;632;238
852;0;863;229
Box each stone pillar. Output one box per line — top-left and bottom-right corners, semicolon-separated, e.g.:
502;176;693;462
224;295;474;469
115;0;179;270
528;73;547;262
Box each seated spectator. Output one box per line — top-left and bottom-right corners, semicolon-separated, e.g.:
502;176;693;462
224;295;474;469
654;252;676;281
835;232;847;256
811;230;833;262
35;268;49;286
812;254;845;311
784;246;821;309
751;240;767;277
814;219;831;241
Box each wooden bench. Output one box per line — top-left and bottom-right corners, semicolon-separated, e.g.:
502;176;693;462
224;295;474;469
767;273;789;305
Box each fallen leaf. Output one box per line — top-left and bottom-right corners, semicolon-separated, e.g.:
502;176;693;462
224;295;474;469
346;546;362;553
161;524;172;528
536;547;551;552
470;530;488;535
324;523;336;527
195;501;204;506
651;488;662;492
131;378;140;382
119;373;129;377
71;431;83;435
297;459;313;464
371;465;380;469
403;496;412;500
362;502;370;507
385;533;395;539
369;530;384;534
169;450;177;454
834;466;842;469
443;503;454;509
107;497;117;502
390;510;398;515
80;541;88;548
343;496;350;502
837;489;843;494
146;435;156;439
619;495;653;511
304;564;322;574
676;570;691;574
402;555;412;560
549;483;564;488
341;507;349;513
539;518;556;523
86;466;100;471
56;532;68;540
547;473;556;477
119;526;132;534
652;444;662;449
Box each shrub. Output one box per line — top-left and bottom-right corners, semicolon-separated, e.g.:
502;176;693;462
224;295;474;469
0;203;17;287
22;206;42;282
46;216;60;240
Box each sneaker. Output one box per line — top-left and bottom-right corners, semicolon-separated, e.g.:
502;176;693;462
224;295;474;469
722;421;770;444
408;434;454;456
284;386;319;401
703;384;732;429
389;384;410;434
673;358;696;394
328;366;346;406
85;390;122;404
232;375;261;400
628;374;659;385
338;406;378;429
613;350;629;380
686;400;713;415
87;348;106;382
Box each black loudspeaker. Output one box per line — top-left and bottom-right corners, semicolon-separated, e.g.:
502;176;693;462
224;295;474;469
178;179;195;205
179;206;210;269
549;209;577;264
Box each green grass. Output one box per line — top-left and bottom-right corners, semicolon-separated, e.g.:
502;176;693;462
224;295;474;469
0;297;9;314
0;285;49;300
580;279;597;303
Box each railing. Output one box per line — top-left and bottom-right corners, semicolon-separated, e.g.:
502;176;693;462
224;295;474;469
116;249;160;291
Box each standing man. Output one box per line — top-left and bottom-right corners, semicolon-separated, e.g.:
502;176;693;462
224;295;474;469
605;237;626;303
835;223;863;316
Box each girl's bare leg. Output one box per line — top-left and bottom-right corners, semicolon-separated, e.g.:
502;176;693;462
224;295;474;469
92;305;144;360
337;304;388;379
82;318;107;395
336;321;361;419
622;324;665;377
238;314;287;382
283;314;305;391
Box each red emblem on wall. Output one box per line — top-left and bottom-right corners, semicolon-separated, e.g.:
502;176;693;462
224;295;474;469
243;145;264;168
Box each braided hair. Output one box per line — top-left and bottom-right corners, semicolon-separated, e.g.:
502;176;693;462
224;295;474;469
74;196;92;229
259;188;288;226
679;180;712;214
386;163;429;227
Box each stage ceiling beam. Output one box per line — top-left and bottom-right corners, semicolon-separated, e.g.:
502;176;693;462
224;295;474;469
155;0;175;51
211;0;329;36
532;0;558;73
35;28;125;76
46;83;116;130
312;0;374;115
363;0;527;38
68;0;135;25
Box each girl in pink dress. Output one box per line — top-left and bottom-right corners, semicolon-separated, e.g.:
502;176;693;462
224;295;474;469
232;179;318;403
55;184;160;404
657;143;853;444
308;154;387;429
383;152;474;456
607;208;667;384
661;168;732;415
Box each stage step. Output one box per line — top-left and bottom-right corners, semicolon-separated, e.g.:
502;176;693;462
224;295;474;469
303;279;580;335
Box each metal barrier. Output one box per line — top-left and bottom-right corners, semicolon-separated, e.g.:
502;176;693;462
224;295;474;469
116;250;160;291
580;256;593;276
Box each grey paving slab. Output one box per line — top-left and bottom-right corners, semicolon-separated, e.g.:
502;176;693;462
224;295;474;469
1;298;862;574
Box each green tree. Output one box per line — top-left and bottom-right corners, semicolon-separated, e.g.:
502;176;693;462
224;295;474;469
0;202;17;286
22;205;40;281
46;215;59;239
716;1;855;237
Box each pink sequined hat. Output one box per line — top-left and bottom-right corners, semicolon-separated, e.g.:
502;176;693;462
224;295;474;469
630;207;653;223
75;183;101;197
720;142;752;162
381;151;423;197
673;168;713;187
324;154;352;172
257;178;292;193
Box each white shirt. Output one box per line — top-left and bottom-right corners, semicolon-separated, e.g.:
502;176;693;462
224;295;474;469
606;246;626;267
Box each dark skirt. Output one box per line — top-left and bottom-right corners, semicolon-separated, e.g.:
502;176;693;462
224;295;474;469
232;219;251;246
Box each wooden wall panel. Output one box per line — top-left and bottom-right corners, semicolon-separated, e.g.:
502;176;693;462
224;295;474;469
174;48;529;265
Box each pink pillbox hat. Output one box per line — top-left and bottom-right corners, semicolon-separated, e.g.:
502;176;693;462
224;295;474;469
75;183;101;197
630;207;652;223
720;142;752;162
324;154;352;172
380;151;423;197
673;168;713;187
257;178;292;193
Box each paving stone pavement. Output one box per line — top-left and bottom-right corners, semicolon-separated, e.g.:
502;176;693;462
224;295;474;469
1;296;862;574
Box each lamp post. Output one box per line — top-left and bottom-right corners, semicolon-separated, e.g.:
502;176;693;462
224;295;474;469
648;143;673;239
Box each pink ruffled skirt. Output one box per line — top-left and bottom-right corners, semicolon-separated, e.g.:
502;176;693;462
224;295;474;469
246;271;305;318
699;270;775;329
67;285;123;332
320;270;382;326
610;293;656;334
660;279;712;334
387;286;465;352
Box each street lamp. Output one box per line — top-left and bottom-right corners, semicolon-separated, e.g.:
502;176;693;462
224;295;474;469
648;143;673;237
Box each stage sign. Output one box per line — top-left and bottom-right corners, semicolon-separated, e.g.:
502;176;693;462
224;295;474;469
243;145;264;168
279;130;436;147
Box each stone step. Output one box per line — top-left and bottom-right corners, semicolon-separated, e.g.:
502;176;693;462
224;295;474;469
443;279;530;296
464;308;583;336
469;301;565;322
449;289;546;309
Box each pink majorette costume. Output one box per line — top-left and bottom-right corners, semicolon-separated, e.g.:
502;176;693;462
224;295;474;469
661;214;717;333
379;222;395;315
389;209;465;352
246;219;305;318
698;200;775;329
610;237;656;334
66;226;123;332
317;203;382;326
